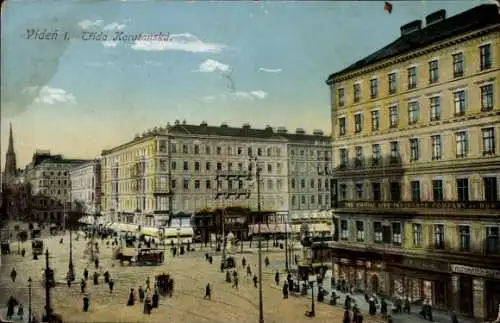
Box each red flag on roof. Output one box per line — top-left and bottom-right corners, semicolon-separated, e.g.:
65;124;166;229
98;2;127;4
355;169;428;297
384;1;393;14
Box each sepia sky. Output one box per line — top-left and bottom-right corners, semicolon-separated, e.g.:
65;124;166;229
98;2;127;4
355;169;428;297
1;0;487;168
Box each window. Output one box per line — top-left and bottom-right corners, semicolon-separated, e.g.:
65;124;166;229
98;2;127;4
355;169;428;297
353;83;361;103
457;178;469;201
247;147;252;156
355;146;363;167
182;144;188;154
434;224;445;249
372;182;381;201
480;44;491;70
410;181;420;201
428;60;439;83
183;161;189;171
301;196;306;204
194;180;200;189
216;146;222;155
267;164;272;173
392;222;402;246
430;96;441;121
482;127;496;156
171;180;176;189
409;138;419;161
390;141;400;164
431;135;442;160
432;180;443;201
372;144;381;166
371;110;379;131
205;162;211;171
310;179;315;189
355;183;363;199
318;195;323;205
454;90;466;116
338;117;346;136
452;53;464;78
267;148;272;157
459;226;471;252
354;113;363;133
390;182;401;201
408;101;419;124
217;162;222;171
237;147;243;155
481;84;494;112
413;223;422;247
486;227;499;255
171;161;177;170
389;105;398;128
301;179;305;189
339;148;348;168
257;148;262;156
183;179;189;190
338;88;345;107
388;72;397;94
340;220;349;240
194;144;200;154
370;79;378;99
484;177;498;201
356;221;365;242
408;66;417;89
206;180;212;189
374;222;383;243
456;131;468;158
206;146;211;155
339;184;347;200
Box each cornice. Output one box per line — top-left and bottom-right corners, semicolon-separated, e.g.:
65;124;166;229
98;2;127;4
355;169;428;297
329;25;500;84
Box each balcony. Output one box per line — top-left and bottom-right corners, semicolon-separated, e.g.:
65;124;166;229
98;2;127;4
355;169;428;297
336;200;500;211
215;189;251;199
215;170;250;179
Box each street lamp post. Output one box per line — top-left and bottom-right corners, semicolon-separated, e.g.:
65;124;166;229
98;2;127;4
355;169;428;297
250;155;264;323
68;202;74;282
44;249;53;320
284;217;289;272
28;277;32;323
308;272;317;317
177;227;181;250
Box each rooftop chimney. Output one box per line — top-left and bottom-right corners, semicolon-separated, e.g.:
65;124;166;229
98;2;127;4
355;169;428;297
200;121;208;127
425;9;446;27
400;20;422;36
220;122;228;128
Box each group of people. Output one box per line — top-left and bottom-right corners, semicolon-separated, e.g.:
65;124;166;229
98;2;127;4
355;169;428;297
126;278;160;315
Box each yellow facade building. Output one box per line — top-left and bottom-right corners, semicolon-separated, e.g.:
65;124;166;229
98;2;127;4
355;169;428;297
323;5;500;321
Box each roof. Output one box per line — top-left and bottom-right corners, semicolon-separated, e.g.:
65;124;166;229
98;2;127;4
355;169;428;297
102;122;331;155
326;4;500;84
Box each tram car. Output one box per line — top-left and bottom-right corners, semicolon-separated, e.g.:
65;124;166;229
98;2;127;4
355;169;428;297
32;239;44;256
136;248;164;265
114;247;136;264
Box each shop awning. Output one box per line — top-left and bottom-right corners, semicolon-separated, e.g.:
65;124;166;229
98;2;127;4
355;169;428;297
248;224;271;235
269;223;293;233
109;222;138;232
141;226;161;237
164;227;194;237
310;223;331;232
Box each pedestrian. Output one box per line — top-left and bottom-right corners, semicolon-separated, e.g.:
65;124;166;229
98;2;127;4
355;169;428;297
264;256;270;267
93;272;99;285
108;279;114;293
103;271;110;284
253;275;258;288
275;271;280;285
21;248;25;257
94;257;99;269
204;283;211;300
6;296;17;319
139;286;145;303
146;277;151;291
10;267;17;282
247;265;252;277
83;268;89;281
17;304;24;319
368;297;376;315
82;295;89;312
66;275;72;288
283;281;288;299
152;290;159;308
59;238;63;244
226;271;231;283
208;255;213;264
381;298;388;319
451;312;459;323
242;257;246;268
127;289;135;306
404;297;411;314
233;276;238;289
80;279;86;293
342;310;350;323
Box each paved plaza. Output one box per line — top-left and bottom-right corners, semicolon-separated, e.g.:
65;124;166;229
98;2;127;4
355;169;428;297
0;230;383;323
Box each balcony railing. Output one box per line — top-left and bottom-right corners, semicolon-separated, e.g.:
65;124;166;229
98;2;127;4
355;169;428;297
216;170;250;178
336;200;500;210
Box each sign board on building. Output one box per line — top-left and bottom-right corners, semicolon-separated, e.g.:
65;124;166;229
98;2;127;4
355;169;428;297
451;264;500;280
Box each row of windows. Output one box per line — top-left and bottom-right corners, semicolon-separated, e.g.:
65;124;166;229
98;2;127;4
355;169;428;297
38;179;69;186
340;219;500;255
291;178;330;190
290;149;331;160
37;189;68;196
163;142;283;158
291;194;330;207
40;171;68;177
338;176;498;202
338;126;496;167
337;84;494;136
168;160;284;174
337;44;492;106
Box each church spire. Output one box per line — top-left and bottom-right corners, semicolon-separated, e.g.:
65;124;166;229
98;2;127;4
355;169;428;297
5;123;17;180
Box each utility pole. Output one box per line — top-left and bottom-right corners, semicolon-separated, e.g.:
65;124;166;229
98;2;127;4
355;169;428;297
68;200;74;282
215;168;250;264
250;155;264;323
43;249;53;321
285;213;289;272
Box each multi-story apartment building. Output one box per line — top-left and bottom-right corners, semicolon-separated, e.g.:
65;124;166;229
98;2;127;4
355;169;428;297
24;150;89;223
101;121;332;231
70;159;101;215
323;5;500;321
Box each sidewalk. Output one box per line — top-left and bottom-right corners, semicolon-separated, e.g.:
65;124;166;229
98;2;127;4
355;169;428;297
0;307;31;323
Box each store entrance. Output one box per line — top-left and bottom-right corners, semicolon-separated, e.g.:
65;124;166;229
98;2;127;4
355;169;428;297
486;279;500;321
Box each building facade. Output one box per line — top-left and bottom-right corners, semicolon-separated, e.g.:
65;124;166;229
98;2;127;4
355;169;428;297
101;121;331;229
24;150;89;223
70;159;101;215
324;5;500;321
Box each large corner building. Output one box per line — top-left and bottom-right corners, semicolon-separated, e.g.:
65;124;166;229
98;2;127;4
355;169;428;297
324;5;500;321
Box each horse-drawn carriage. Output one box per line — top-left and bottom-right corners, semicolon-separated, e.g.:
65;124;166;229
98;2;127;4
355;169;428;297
136;248;164;265
156;273;174;297
32;239;43;256
223;256;236;269
114;247;136;265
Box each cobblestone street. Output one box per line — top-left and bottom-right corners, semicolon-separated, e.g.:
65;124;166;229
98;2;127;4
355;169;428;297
0;232;382;323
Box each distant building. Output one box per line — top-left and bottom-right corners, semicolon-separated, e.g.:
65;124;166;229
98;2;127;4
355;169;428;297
69;159;101;216
324;5;500;321
24;150;89;223
4;123;17;184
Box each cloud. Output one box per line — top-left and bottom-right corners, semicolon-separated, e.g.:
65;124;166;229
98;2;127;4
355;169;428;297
201;90;268;102
197;59;231;73
259;67;282;73
102;41;118;48
78;19;103;30
32;86;77;105
131;33;226;53
103;22;126;31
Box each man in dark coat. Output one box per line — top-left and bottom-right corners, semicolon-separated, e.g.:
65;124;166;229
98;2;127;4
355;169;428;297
253;275;258;288
82;295;90;312
204;283;211;300
10;268;17;282
282;281;288;299
108;279;115;293
274;272;280;285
